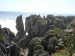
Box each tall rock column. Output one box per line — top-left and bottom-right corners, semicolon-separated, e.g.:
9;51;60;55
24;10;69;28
16;15;25;42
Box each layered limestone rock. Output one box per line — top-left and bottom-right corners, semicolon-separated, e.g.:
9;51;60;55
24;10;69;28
25;15;48;37
16;15;25;42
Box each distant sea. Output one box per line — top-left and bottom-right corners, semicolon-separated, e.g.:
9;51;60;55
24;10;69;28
0;11;75;34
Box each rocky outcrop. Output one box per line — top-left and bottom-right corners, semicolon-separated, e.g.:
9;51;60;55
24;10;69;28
15;14;75;56
2;27;16;44
25;15;41;36
23;15;49;49
18;35;30;48
23;15;43;48
25;15;48;37
0;25;20;56
0;14;75;56
42;29;64;55
16;15;25;42
34;19;48;36
0;25;16;44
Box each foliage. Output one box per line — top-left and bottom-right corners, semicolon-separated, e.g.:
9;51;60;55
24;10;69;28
53;28;62;36
45;30;55;37
0;34;4;43
47;37;58;50
62;33;73;47
0;28;5;43
62;27;75;56
55;18;65;29
37;19;48;26
45;28;62;40
33;44;50;56
52;52;70;56
29;37;44;49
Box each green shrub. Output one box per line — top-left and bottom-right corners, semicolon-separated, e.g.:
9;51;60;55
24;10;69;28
0;29;4;43
37;19;48;26
53;28;62;36
52;52;70;56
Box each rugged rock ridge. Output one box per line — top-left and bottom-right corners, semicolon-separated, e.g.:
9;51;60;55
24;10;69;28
15;14;75;56
0;14;75;56
25;15;49;37
0;25;19;56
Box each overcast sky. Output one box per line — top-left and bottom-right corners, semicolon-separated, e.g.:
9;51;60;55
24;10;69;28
0;0;75;14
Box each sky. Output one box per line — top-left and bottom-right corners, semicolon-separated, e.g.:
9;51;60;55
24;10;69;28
0;0;75;14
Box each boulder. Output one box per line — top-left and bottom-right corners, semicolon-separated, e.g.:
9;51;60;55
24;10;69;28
34;19;48;36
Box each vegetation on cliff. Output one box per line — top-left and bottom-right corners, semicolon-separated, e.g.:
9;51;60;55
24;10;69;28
0;14;75;56
17;14;75;56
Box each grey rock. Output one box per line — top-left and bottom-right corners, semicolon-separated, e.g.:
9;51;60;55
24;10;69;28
16;15;25;42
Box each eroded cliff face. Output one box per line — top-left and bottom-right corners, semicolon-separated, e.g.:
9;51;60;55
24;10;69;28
16;15;25;42
25;15;40;36
0;14;74;56
17;15;62;56
16;14;75;56
25;15;48;37
0;25;15;44
0;25;18;56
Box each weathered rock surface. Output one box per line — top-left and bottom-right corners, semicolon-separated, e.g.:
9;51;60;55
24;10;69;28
15;14;75;56
3;27;16;44
25;15;49;37
18;35;31;48
0;25;20;56
16;15;25;42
